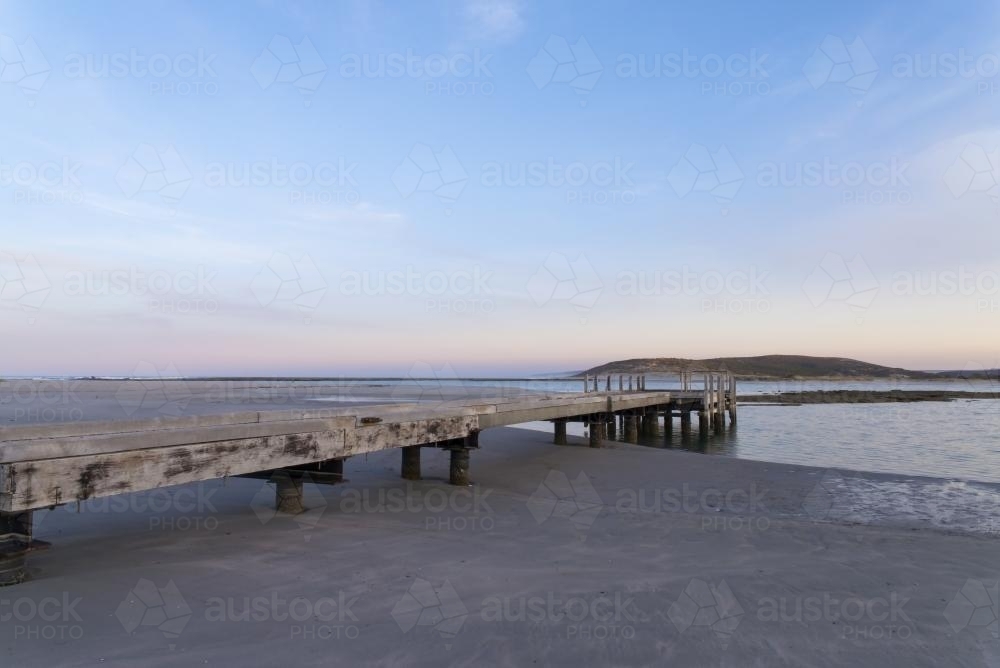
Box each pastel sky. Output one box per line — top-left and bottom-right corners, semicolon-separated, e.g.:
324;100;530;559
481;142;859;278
1;0;999;377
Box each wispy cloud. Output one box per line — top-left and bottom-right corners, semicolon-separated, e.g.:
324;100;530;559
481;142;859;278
462;0;524;42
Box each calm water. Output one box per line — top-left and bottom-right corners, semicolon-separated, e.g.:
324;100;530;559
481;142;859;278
342;377;1000;482
514;399;1000;484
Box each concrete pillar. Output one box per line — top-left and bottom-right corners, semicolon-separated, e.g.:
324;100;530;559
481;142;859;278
449;448;471;486
624;415;639;443
606;416;616;439
699;409;710;436
554;420;568;445
680;410;692;436
664;408;673;437
401;446;421;480
275;473;306;515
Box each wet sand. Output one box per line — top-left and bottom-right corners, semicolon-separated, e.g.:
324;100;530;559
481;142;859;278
4;427;999;667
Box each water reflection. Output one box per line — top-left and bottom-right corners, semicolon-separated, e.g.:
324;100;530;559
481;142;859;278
514;399;1000;484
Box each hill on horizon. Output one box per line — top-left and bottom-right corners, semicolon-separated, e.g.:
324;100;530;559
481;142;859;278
579;355;998;380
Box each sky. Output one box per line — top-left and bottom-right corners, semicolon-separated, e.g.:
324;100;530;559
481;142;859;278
1;0;999;377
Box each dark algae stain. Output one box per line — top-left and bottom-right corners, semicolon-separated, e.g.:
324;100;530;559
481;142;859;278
78;461;109;500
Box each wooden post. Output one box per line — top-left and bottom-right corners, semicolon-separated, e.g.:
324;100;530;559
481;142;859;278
401;446;421;480
664;405;673;438
700;374;711;435
0;511;33;587
588;420;602;448
274;472;306;515
680;409;692;436
715;373;725;433
624;415;639;443
646;409;659;438
449;447;471;486
606;415;616;439
606;375;611;391
728;374;737;426
582;375;589;393
593;376;599;393
628;375;633;391
618;375;623;391
554;420;568;445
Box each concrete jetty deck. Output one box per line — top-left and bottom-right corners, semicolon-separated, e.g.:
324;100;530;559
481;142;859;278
0;375;736;584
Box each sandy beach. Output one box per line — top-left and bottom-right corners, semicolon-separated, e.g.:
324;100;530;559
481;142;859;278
3;426;998;667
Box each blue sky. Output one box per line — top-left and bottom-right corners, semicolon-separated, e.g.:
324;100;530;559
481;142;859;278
2;0;999;376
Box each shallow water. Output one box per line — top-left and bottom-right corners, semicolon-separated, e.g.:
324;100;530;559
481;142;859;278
514;399;1000;484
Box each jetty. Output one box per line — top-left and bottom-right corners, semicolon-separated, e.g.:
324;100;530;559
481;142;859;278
0;373;736;584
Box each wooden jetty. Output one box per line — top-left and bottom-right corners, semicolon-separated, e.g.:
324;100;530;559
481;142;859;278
0;373;736;584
